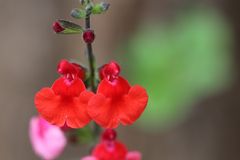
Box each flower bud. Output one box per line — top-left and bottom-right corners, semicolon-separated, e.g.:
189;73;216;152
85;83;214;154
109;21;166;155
83;29;95;44
52;21;65;33
52;20;83;34
102;129;117;142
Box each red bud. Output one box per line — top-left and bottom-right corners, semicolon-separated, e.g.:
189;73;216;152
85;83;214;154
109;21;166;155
102;129;117;142
52;21;65;33
83;29;95;43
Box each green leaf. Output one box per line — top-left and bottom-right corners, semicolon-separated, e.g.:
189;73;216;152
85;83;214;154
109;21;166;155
92;2;110;14
71;8;87;19
58;20;83;34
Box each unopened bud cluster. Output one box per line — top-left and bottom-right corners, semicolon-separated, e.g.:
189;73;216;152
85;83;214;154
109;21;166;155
52;0;109;44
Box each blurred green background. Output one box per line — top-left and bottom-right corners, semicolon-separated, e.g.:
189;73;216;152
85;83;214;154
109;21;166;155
121;8;233;130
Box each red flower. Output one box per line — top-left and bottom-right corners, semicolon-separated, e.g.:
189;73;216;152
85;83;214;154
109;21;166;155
88;61;148;128
81;129;142;160
92;129;126;160
92;141;128;160
35;59;93;128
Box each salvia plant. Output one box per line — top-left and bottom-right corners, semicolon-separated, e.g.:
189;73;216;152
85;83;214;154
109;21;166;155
29;0;148;160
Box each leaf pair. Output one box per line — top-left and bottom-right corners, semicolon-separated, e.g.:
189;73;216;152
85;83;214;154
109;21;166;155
71;2;110;19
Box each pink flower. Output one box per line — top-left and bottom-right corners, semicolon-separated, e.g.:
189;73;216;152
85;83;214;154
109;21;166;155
126;151;142;160
81;156;98;160
29;116;67;160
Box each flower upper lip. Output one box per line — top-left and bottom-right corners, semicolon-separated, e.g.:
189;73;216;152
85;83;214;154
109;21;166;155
99;61;121;82
57;59;85;81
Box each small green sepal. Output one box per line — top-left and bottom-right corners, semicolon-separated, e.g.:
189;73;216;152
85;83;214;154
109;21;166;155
92;2;110;14
71;8;87;19
79;0;92;6
58;20;83;34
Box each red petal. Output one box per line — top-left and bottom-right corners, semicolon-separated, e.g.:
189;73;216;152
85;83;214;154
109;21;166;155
66;91;94;128
57;59;77;75
35;88;94;128
88;82;148;128
97;76;130;99
88;94;120;128
119;86;148;125
52;77;86;97
92;141;128;160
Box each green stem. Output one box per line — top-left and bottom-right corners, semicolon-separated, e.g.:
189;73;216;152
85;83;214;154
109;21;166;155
85;15;101;138
85;16;96;92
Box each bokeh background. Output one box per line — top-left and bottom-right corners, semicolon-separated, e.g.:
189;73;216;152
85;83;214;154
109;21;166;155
0;0;240;159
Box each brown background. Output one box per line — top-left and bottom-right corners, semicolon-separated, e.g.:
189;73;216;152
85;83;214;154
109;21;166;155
0;0;239;159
